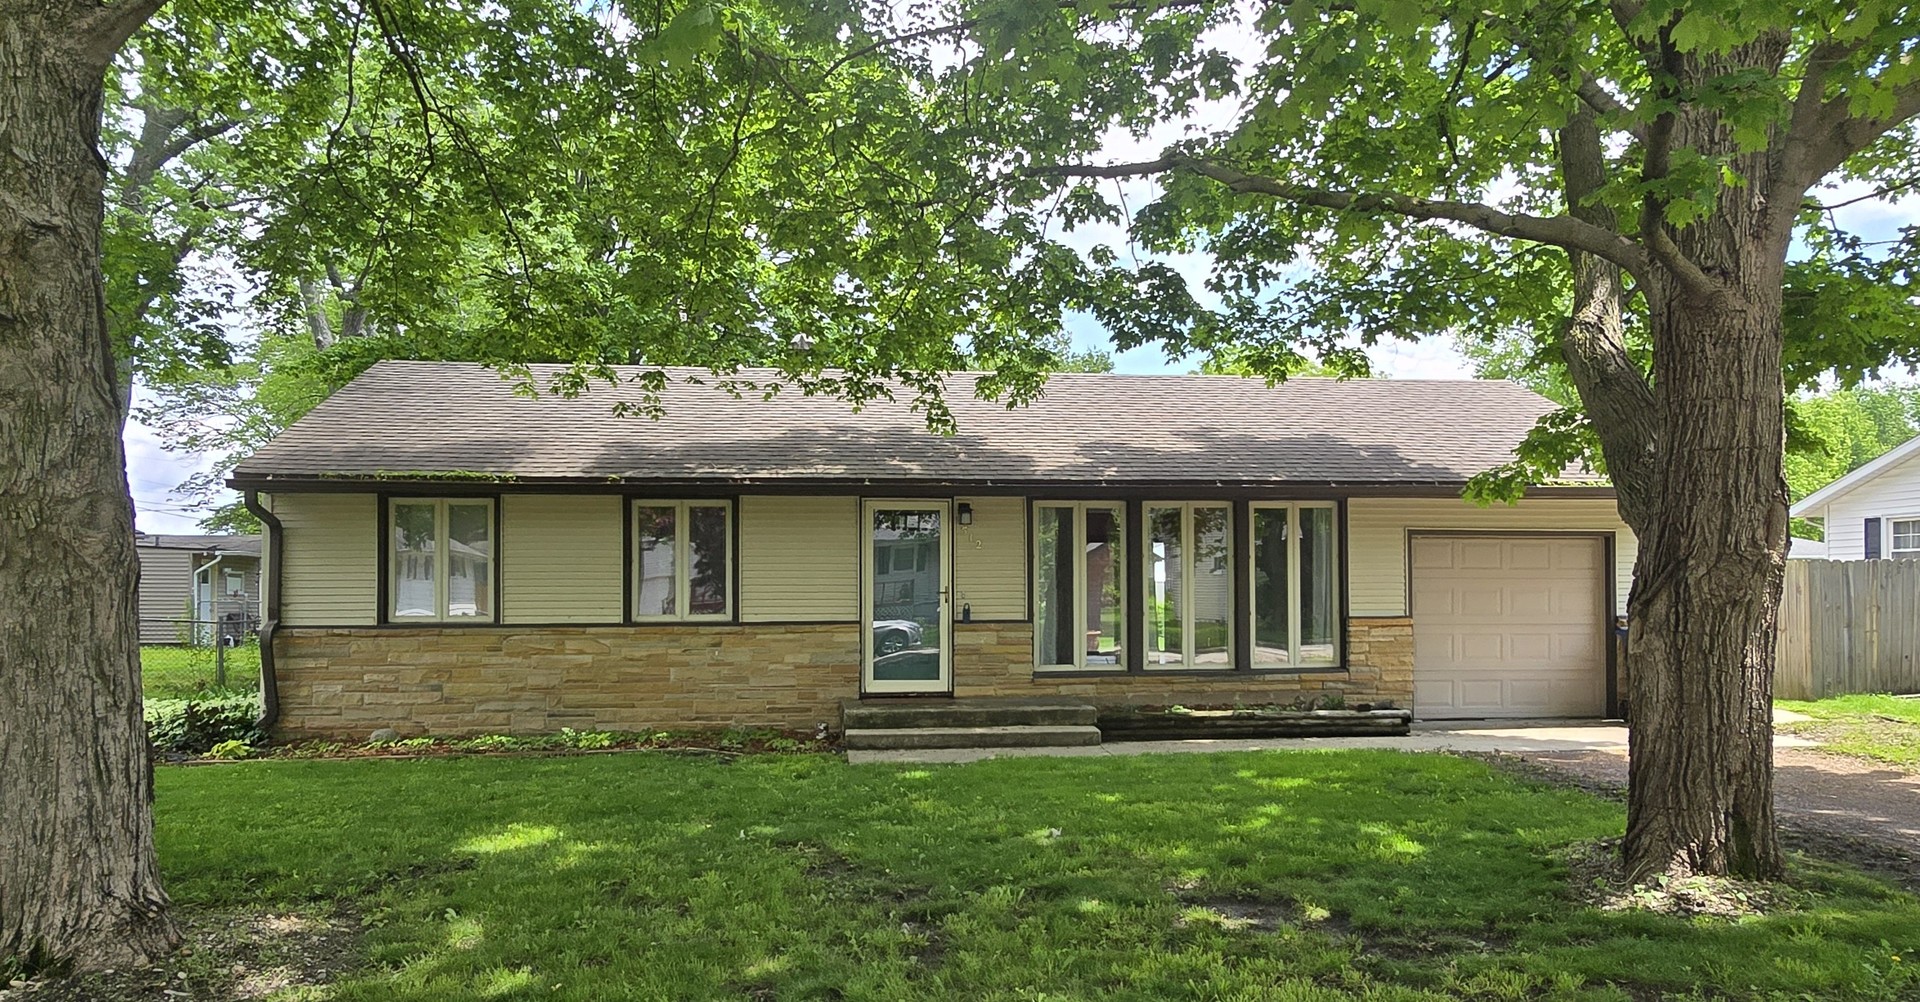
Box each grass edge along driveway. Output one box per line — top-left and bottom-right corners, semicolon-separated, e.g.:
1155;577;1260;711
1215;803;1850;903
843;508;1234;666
1778;694;1920;768
149;748;1920;1002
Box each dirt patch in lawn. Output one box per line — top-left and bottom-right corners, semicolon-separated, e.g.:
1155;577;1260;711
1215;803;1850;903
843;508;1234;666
5;904;362;1002
788;842;946;977
1174;897;1297;932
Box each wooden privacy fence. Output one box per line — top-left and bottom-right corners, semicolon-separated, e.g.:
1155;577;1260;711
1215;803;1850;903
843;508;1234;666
1775;559;1920;700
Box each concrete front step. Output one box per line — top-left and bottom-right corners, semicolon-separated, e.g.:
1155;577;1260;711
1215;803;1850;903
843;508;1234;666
844;724;1104;751
842;697;1098;730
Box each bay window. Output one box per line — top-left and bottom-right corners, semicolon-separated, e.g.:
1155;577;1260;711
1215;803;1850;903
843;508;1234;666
633;500;732;620
1034;502;1125;670
1250;503;1339;666
1146;503;1232;668
389;498;495;621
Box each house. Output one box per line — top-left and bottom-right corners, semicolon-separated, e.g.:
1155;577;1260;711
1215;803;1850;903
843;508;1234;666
1789;432;1920;560
134;533;262;644
228;360;1637;738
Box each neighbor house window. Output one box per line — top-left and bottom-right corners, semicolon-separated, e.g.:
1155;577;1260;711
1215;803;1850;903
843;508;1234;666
1250;503;1340;667
633;500;732;620
1034;502;1125;670
1145;503;1232;668
389;498;495;621
1892;518;1920;559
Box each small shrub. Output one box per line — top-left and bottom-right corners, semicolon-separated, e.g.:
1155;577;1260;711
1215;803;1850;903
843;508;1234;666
206;739;254;760
459;734;523;752
146;694;264;754
1317;693;1347;710
558;727;616;750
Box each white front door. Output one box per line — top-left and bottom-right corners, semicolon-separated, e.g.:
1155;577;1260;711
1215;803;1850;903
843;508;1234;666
1411;535;1607;719
862;500;952;694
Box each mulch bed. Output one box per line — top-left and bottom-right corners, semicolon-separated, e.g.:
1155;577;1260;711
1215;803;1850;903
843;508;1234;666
159;729;835;765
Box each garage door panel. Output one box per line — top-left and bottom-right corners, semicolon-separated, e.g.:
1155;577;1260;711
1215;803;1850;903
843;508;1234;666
1555;632;1601;661
1507;541;1553;570
1458;586;1505;616
1507;588;1552;617
1507;632;1553;661
1412;538;1458;569
1458;540;1507;568
1413;536;1606;720
1458;632;1502;662
1553;540;1599;570
1412;583;1456;615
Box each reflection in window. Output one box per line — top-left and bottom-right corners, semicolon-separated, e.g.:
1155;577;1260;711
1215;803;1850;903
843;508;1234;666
392;502;438;619
1252;509;1290;664
1147;504;1230;668
635;506;677;617
389;499;493;621
1035;503;1124;670
869;508;943;682
634;501;731;620
1251;504;1339;666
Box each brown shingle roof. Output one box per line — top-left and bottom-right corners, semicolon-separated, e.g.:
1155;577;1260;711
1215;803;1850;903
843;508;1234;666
133;533;261;555
230;360;1585;489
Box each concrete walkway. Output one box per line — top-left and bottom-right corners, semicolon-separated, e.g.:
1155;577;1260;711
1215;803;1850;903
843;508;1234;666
844;719;1821;765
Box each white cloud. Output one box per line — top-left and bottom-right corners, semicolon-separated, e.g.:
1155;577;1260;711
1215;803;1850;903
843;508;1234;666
122;388;234;533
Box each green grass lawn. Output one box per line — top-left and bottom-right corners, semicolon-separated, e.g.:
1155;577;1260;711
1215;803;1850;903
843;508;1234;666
140;643;260;699
1778;694;1920;768
147;750;1920;1001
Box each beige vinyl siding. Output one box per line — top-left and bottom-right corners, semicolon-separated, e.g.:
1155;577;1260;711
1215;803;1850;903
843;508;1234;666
955;496;1027;619
271;492;379;625
503;495;623;623
1348;496;1635;617
738;495;858;621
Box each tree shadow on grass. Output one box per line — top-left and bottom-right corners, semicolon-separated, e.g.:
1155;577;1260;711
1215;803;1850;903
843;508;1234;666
149;749;1920;1001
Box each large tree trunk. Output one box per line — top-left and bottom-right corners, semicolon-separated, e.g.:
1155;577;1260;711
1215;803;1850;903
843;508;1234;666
0;2;179;973
1623;286;1789;880
1619;40;1792;879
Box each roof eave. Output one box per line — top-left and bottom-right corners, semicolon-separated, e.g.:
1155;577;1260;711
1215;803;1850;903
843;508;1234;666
228;472;1617;499
1789;433;1920;516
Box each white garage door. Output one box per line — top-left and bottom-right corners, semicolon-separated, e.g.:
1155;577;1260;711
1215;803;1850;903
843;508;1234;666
1411;536;1607;720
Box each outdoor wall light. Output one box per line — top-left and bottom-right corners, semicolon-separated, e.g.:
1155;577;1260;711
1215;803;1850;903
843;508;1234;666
957;502;973;525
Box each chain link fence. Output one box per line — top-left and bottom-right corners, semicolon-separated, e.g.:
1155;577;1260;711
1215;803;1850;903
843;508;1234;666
140;617;261;699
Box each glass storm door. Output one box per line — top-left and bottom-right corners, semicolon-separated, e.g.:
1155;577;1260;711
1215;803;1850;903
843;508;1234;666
862;501;952;694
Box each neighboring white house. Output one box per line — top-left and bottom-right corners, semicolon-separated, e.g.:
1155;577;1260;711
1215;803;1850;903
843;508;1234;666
1790;433;1920;560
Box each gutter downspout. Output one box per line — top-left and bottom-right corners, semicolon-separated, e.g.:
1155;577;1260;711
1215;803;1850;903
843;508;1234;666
243;489;282;731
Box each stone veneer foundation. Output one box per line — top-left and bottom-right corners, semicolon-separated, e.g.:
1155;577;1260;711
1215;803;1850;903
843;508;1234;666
270;617;1416;739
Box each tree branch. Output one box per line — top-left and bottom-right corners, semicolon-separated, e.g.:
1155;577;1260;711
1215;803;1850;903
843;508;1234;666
1571;74;1644;140
1787;71;1920;195
1038;155;1655;278
1556;105;1661;534
77;0;170;67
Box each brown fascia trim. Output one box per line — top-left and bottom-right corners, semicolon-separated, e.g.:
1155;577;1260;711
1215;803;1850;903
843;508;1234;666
229;474;1618;500
242;489;283;731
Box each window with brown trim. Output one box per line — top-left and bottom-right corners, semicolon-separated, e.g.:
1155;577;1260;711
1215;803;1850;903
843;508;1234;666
632;500;732;621
388;498;496;622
